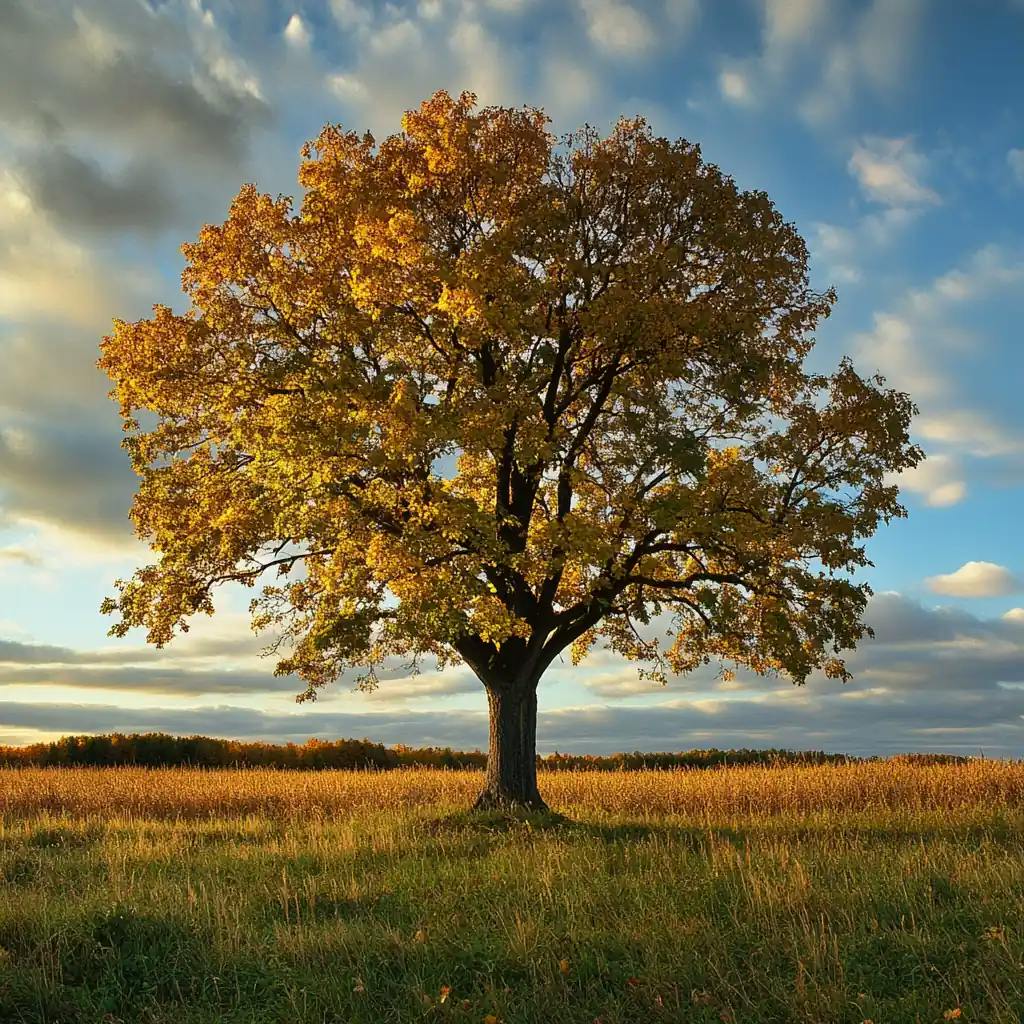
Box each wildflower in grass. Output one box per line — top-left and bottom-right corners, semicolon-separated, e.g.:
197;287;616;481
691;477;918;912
943;1010;962;1020
558;958;570;975
483;1016;500;1024
439;986;451;1004
982;925;1005;941
413;928;427;943
353;978;365;994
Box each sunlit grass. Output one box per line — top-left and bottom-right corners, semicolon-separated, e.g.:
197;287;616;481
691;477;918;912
1;762;1023;1022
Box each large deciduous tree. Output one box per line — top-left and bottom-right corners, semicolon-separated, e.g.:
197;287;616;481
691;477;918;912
100;91;920;811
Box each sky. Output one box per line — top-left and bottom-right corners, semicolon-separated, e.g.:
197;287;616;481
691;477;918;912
1;0;1023;757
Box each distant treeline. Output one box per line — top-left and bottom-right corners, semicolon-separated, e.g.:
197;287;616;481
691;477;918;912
0;733;972;770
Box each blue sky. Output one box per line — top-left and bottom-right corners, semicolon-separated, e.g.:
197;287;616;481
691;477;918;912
1;0;1023;755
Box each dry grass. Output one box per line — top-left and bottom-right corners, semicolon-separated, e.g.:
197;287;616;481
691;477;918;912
2;761;1024;1023
0;758;1022;821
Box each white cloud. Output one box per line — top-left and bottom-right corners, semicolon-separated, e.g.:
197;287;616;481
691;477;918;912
916;410;1022;459
927;561;1021;598
812;206;915;286
326;72;369;103
892;453;967;508
848;136;938;206
1003;608;1024;625
762;0;827;51
854;246;1024;470
186;0;264;103
579;0;655;57
800;0;924;126
1009;148;1024;184
283;13;312;49
718;68;753;105
330;0;373;29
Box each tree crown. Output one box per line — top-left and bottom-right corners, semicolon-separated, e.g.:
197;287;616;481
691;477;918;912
100;90;921;698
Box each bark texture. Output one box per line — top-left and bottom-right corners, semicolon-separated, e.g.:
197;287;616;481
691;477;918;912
473;683;547;811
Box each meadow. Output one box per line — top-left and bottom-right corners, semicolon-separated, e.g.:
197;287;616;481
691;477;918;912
1;762;1023;1024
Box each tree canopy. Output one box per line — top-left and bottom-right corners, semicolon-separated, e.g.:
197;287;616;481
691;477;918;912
100;91;920;807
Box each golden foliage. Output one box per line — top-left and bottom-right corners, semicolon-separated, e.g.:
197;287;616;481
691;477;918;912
99;89;920;697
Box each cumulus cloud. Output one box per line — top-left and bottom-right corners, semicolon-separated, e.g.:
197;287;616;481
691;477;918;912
718;69;753;106
283;13;312;49
854;246;1024;486
926;561;1021;598
578;0;656;57
848;136;938;207
891;452;967;508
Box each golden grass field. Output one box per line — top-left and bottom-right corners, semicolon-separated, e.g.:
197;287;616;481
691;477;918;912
4;758;1024;819
2;760;1024;1023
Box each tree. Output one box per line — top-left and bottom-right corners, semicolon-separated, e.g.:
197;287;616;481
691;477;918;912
100;91;921;811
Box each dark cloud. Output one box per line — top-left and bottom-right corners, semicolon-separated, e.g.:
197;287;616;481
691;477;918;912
0;680;1021;756
0;416;136;541
0;639;471;699
0;665;301;696
0;1;269;167
18;148;178;234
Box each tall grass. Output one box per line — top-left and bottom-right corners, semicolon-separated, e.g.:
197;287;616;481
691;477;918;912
1;761;1023;1023
0;758;1022;820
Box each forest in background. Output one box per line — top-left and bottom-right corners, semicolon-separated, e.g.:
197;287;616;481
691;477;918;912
0;732;972;770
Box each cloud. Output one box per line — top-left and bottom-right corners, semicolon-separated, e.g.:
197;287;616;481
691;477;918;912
811;206;916;286
0;633;473;702
915;410;1023;459
7;594;1024;756
800;0;925;126
717;0;922;128
0;546;42;568
848;136;939;206
14;147;178;234
891;453;967;508
578;0;656;57
0;417;137;542
926;562;1022;598
854;246;1024;480
718;69;753;106
283;13;312;49
0;169;153;328
0;1;269;166
761;0;827;50
1008;148;1024;184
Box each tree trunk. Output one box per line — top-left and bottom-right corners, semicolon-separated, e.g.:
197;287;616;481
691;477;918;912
473;682;547;812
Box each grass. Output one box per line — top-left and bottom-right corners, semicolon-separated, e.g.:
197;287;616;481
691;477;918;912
1;763;1024;1023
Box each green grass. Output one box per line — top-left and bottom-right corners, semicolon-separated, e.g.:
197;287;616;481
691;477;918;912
2;791;1024;1022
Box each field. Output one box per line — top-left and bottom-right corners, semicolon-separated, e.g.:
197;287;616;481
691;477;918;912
1;764;1024;1023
